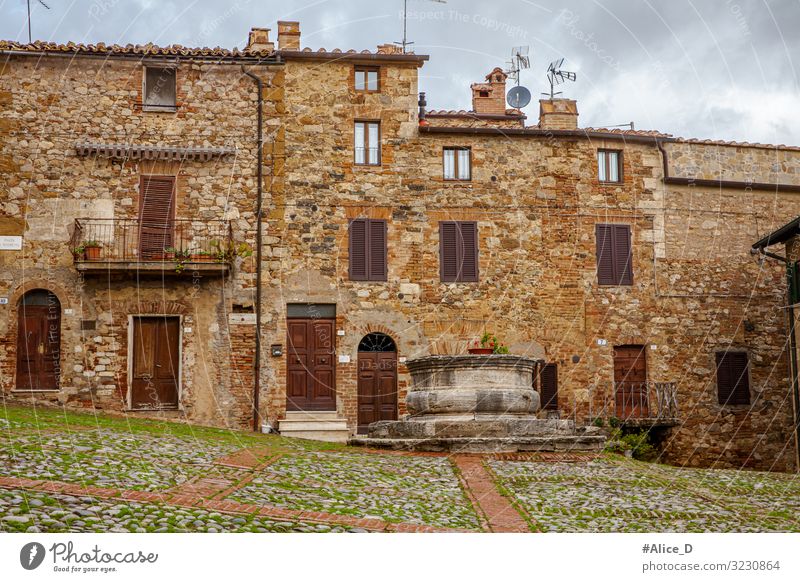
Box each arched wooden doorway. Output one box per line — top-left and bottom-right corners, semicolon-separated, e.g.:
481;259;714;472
357;333;398;434
16;289;61;391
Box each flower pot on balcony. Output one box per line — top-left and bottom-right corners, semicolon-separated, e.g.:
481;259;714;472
467;347;494;355
84;246;102;261
191;253;213;262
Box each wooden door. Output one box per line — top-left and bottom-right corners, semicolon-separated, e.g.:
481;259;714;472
131;317;180;409
286;318;336;411
613;345;649;419
139;175;175;259
357;348;398;434
16;291;60;390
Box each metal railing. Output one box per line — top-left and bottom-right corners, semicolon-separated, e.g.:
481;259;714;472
588;381;679;424
70;218;232;264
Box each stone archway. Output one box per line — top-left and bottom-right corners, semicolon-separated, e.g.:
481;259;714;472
357;332;398;434
16;289;61;391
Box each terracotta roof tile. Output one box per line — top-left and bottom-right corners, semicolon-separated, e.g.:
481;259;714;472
581;127;799;151
0;39;274;58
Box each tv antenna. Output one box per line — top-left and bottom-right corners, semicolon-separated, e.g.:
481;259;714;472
396;0;447;54
26;0;50;44
505;46;531;86
542;58;576;99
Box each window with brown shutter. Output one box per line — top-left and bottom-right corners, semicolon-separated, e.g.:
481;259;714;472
539;363;558;411
138;175;176;259
349;218;387;281
596;223;633;286
716;351;750;405
439;221;478;283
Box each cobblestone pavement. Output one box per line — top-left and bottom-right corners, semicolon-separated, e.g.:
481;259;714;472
228;451;481;530
2;405;799;533
488;458;800;532
0;488;354;533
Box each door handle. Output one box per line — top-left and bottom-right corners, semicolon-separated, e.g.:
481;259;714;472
38;343;44;354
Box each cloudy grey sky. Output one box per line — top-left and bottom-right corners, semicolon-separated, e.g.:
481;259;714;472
2;0;798;144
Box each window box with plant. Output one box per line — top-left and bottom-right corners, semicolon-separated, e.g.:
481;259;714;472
467;332;509;355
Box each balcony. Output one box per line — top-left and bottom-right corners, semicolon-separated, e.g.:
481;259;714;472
588;381;679;428
70;218;233;276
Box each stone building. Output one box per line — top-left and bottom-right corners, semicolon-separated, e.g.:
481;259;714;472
1;22;799;471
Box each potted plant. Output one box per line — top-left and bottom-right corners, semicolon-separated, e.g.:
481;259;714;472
83;240;102;260
209;240;254;262
162;247;178;261
71;244;86;260
468;332;510;355
172;249;191;273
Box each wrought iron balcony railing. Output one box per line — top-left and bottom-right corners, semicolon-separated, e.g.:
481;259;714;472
587;381;679;426
70;218;233;274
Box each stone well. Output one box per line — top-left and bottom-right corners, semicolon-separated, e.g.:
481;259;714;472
352;354;605;453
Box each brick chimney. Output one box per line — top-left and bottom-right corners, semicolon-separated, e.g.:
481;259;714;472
246;27;274;52
538;98;579;130
277;21;301;50
471;67;508;115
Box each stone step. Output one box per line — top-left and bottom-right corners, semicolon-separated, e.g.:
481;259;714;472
278;413;350;443
348;435;606;453
283;411;341;421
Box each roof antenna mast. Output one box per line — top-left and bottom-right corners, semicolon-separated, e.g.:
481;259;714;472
27;0;50;44
542;58;576;99
397;0;447;54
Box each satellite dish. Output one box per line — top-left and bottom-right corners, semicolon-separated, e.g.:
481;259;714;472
507;86;531;109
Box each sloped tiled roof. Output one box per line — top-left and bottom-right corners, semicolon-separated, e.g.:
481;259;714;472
427;109;525;118
0;40;275;59
581;127;800;151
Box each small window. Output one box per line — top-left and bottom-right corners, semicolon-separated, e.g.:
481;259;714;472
596;224;633;286
539;363;558;411
716;352;750;405
598;149;622;183
143;66;177;111
439;221;478;283
354;121;381;166
349;218;387;281
354;66;380;92
479;90;489;98
443;147;471;181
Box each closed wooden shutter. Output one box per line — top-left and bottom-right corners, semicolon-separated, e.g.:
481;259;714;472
440;221;478;282
716;352;750;405
440;222;459;282
349;218;387;281
368;219;387;281
349;219;368;280
139;175;175;258
596;224;615;284
596;223;632;285
613;224;633;285
460;221;479;282
539;363;558;410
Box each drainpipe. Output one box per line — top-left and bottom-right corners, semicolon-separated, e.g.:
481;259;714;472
242;66;263;432
755;247;800;471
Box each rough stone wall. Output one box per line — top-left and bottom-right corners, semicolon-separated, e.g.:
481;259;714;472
664;142;800;186
262;54;797;471
0;54;279;428
1;48;798;471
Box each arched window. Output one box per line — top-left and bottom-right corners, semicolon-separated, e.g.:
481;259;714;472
358;332;396;352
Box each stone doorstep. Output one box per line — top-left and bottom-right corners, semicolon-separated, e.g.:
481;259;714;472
278;412;350;443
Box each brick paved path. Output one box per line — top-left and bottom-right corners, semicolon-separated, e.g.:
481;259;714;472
454;456;530;532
